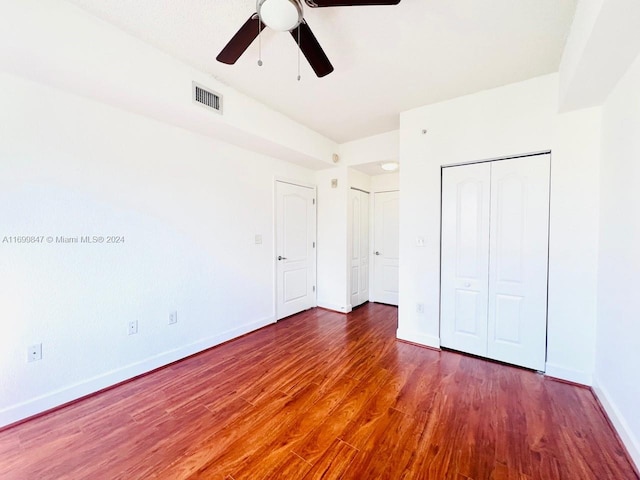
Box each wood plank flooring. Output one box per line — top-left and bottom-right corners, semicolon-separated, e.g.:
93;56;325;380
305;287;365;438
0;303;637;479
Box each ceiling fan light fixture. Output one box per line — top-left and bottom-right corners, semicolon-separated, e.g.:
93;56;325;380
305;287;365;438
257;0;303;32
381;161;399;172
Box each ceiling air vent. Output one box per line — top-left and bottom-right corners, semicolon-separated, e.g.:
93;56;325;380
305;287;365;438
192;82;222;114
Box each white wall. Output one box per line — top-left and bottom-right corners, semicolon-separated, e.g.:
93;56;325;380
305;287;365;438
547;107;601;381
0;73;315;427
315;167;349;313
594;52;640;467
398;74;601;383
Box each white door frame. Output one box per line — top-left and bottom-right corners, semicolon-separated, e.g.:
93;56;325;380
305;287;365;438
273;178;317;320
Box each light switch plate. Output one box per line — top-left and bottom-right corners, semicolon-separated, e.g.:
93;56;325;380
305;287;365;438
28;343;42;362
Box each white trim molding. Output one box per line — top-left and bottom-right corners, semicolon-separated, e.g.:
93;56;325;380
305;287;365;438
317;302;352;314
592;377;640;471
544;362;593;386
396;329;441;349
0;315;275;429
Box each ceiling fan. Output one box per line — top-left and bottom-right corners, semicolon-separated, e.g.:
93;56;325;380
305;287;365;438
216;0;401;78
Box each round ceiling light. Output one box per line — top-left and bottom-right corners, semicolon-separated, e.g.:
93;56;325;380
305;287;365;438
258;0;303;32
381;162;399;172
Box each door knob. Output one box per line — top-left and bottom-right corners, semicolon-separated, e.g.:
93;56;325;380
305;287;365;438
374;251;381;256
277;255;287;261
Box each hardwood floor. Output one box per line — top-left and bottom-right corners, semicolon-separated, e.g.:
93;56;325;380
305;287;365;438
1;303;636;479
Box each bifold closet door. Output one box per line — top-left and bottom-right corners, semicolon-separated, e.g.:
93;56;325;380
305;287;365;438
441;155;550;371
440;163;491;357
487;156;550;371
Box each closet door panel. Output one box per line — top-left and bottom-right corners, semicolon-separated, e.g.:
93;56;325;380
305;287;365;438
440;163;491;357
487;155;550;371
350;189;370;308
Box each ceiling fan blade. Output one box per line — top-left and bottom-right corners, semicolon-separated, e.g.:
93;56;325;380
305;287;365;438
216;14;265;65
291;20;334;77
304;0;400;7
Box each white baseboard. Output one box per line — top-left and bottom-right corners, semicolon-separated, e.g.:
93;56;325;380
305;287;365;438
317;301;351;313
544;362;592;386
592;377;640;471
396;329;441;349
0;315;275;429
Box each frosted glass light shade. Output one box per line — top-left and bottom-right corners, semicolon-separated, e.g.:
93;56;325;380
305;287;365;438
381;162;399;171
258;0;303;32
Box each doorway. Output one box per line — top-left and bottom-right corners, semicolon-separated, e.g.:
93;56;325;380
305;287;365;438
372;190;399;306
349;187;370;308
275;180;317;320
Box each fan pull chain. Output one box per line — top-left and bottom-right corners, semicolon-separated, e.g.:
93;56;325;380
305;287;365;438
258;17;263;67
297;25;301;81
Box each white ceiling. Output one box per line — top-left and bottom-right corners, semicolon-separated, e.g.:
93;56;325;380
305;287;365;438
66;0;577;144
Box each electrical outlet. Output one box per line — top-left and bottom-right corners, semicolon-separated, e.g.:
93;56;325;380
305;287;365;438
416;303;425;314
128;321;138;335
28;343;42;362
169;310;178;325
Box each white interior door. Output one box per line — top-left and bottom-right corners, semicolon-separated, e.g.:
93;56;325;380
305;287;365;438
349;189;369;308
487;155;550;371
440;163;491;357
276;181;316;320
373;191;399;305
